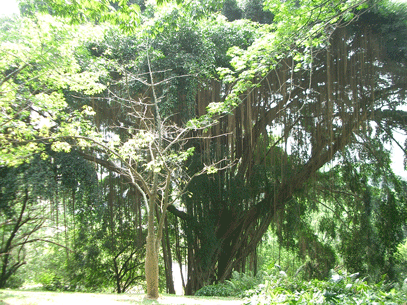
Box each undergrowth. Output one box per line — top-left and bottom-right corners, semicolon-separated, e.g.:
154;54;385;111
195;271;264;297
195;269;407;304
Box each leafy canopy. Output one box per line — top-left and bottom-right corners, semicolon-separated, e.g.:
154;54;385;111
0;15;105;165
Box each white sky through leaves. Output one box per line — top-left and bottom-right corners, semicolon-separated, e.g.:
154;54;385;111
1;0;19;16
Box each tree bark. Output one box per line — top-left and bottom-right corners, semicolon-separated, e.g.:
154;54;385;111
145;233;159;299
162;218;175;294
0;189;28;288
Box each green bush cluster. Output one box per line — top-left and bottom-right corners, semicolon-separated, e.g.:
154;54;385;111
243;271;407;305
195;268;407;304
38;272;70;292
195;271;265;297
195;283;235;297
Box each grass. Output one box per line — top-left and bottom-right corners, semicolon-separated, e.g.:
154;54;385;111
0;289;244;305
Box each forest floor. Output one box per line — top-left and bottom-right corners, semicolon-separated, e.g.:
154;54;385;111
0;290;245;305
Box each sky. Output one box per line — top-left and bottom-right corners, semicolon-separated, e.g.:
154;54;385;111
1;0;20;17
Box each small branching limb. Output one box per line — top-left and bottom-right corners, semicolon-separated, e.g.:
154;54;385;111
162;127;189;155
0;63;29;88
13;239;73;252
70;135;152;197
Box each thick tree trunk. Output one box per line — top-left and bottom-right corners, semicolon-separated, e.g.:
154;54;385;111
170;120;358;293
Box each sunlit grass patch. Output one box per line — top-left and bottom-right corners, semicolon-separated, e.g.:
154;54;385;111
0;290;243;305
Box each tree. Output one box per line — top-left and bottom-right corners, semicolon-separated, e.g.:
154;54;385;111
240;0;273;24
19;0;142;32
62;169;146;293
63;8;253;296
222;0;242;21
1;7;224;297
0;15;105;166
73;53;225;297
303;157;407;281
0;165;41;287
12;151;144;293
168;0;407;291
0;155;63;288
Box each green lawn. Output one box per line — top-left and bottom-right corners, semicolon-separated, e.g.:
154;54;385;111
0;290;244;305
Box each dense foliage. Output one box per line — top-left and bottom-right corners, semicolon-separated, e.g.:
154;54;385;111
195;269;407;304
243;271;407;304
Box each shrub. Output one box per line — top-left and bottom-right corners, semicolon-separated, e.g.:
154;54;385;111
195;283;235;297
195;271;266;297
37;272;71;291
243;271;407;305
4;274;24;289
226;271;266;297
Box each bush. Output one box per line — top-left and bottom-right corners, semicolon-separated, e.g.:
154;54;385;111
4;274;24;289
226;271;266;297
243;271;407;305
195;283;235;297
37;272;71;291
195;271;266;297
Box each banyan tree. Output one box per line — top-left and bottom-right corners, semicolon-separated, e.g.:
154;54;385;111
165;1;407;293
65;0;407;295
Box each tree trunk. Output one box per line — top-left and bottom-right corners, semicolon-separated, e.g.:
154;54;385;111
0;190;28;288
145;175;159;300
145;233;159;299
162;218;175;294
